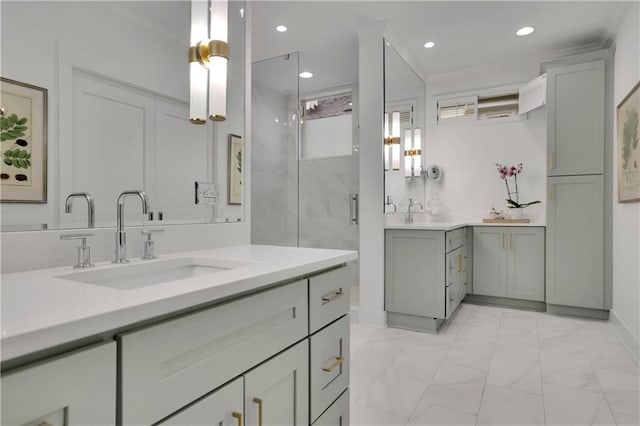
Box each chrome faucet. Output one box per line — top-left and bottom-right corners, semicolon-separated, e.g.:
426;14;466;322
114;190;150;264
406;198;424;223
65;192;95;228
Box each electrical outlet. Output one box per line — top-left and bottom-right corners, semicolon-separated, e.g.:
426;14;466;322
195;182;218;205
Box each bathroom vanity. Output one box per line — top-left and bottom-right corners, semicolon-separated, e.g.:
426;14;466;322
1;245;357;426
385;221;545;332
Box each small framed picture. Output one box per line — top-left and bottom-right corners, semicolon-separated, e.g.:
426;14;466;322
1;77;48;203
228;133;243;205
617;80;640;203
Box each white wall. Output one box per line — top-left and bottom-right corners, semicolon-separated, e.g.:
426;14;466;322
612;2;640;354
357;23;386;327
424;64;547;223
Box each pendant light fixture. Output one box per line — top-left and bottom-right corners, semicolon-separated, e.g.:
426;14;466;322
189;0;229;124
404;127;423;179
384;112;401;171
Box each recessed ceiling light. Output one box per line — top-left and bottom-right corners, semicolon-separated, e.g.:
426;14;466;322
424;41;435;49
276;25;287;32
516;26;535;36
299;71;313;79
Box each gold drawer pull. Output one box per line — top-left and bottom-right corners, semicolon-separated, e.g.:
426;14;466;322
322;356;344;372
321;290;344;305
253;397;263;426
232;411;243;426
458;254;463;272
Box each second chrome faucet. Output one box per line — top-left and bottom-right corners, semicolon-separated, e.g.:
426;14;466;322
114;190;150;264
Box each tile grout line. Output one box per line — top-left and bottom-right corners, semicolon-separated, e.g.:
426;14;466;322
403;304;469;424
535;311;548;425
474;307;505;426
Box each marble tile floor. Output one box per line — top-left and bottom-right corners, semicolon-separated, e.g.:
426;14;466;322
350;303;639;426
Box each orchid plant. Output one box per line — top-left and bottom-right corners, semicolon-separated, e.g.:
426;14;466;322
496;163;541;209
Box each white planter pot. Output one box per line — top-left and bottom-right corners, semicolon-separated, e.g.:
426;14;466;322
509;208;524;219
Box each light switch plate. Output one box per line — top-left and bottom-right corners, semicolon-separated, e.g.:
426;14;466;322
195;181;218;205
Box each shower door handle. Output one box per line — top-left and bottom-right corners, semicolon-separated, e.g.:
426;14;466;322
350;193;359;225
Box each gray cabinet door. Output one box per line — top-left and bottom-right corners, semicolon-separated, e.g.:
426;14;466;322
160;378;243;426
507;228;545;301
245;340;309;426
547;60;605;176
473;227;508;297
546;175;604;308
385;230;445;318
1;343;116;426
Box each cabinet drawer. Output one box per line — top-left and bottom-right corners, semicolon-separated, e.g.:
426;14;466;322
310;315;350;423
159;377;243;425
119;280;308;426
309;266;351;334
313;389;350;426
446;227;466;252
1;342;116;426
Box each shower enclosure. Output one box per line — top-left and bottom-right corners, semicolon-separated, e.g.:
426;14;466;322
251;53;360;307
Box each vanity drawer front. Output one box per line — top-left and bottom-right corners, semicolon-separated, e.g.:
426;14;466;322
446;227;466;252
310;315;350;423
312;389;350;426
309;265;351;334
119;280;308;426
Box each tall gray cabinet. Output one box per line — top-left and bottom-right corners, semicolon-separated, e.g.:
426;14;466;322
545;56;611;314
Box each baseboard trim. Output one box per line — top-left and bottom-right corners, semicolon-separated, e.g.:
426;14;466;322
609;309;640;364
357;309;386;328
387;312;444;334
546;304;609;320
349;305;359;323
464;294;546;312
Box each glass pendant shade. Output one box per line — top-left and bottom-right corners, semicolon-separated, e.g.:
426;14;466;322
404;129;412;177
189;0;209;123
208;0;229;121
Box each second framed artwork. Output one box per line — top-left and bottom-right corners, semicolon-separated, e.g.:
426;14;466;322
617;80;640;203
228;134;244;205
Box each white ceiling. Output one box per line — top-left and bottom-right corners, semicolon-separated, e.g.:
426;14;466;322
251;1;630;90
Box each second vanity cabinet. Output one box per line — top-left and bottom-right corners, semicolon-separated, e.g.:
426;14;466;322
385;227;469;332
473;226;545;301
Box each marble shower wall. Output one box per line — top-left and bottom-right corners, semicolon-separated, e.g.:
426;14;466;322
251;81;298;246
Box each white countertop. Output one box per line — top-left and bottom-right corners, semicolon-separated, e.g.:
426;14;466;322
0;245;358;362
385;220;546;231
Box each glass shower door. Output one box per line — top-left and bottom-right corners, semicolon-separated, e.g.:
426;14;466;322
251;53;360;307
298;90;360;306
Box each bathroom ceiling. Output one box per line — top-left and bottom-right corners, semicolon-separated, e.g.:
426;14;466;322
251;1;630;89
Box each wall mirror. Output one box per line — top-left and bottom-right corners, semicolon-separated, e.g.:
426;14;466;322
0;1;245;232
383;40;426;215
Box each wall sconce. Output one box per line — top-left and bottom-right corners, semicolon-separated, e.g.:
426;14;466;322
189;0;229;124
404;127;423;179
384;111;401;171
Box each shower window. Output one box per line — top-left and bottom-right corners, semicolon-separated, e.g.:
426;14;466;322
301;92;353;159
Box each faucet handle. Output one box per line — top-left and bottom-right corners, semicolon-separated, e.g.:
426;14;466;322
141;229;164;236
141;229;164;260
60;232;95;241
60;233;95;269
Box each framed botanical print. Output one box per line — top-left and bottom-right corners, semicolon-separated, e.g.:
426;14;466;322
228;134;243;205
617;80;640;203
1;77;48;203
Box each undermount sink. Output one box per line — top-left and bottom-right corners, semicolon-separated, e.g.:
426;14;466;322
57;257;254;290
